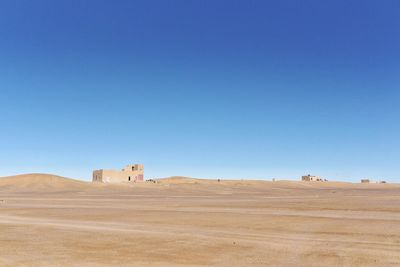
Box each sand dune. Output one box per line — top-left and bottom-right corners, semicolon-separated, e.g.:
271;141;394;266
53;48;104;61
1;174;400;266
0;173;90;193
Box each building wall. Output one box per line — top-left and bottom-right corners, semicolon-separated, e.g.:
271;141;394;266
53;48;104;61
93;170;103;182
302;175;322;182
93;164;145;183
123;164;144;172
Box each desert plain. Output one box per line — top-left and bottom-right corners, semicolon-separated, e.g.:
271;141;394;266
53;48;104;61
1;174;400;266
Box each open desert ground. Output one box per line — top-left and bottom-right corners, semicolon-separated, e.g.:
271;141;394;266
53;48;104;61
1;174;400;267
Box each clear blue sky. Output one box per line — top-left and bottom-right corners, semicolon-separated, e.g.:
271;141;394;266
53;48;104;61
0;0;399;182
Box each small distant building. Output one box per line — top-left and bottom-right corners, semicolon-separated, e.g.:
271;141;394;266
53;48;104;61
93;164;144;183
361;179;370;183
302;174;324;182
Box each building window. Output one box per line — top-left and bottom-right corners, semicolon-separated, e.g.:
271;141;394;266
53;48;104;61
128;176;131;181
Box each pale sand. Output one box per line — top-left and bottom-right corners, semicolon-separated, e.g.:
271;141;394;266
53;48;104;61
1;174;400;266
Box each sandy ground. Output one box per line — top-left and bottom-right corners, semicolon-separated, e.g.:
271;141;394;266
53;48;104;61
1;174;400;266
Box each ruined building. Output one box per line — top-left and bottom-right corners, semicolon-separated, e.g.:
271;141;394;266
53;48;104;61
302;174;325;182
93;164;144;183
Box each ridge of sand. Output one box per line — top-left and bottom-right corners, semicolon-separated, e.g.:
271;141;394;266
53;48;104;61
1;173;397;193
0;173;90;192
156;176;399;189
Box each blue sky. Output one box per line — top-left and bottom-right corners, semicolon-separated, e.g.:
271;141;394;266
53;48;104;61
0;0;399;182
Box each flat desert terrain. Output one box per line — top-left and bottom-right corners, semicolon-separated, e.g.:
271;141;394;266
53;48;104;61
1;174;400;266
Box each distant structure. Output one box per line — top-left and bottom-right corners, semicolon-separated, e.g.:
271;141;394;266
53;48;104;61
302;174;325;182
93;164;144;183
361;179;370;183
